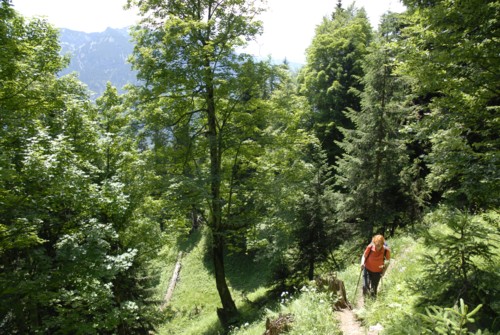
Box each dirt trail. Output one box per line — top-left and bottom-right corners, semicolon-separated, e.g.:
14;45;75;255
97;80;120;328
337;308;367;335
336;287;383;335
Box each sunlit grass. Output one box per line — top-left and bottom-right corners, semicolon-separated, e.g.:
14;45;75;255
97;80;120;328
153;213;499;334
282;287;342;335
228;286;341;335
154;227;343;335
156;229;224;335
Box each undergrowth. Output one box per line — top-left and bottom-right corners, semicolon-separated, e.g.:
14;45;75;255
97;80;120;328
228;287;341;335
348;210;499;334
153;210;498;334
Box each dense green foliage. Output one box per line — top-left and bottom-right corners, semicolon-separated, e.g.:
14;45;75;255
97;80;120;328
398;0;500;209
0;2;161;333
299;4;372;165
334;14;422;239
1;0;498;333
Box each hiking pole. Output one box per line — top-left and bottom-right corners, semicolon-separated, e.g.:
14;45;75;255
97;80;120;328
352;267;363;305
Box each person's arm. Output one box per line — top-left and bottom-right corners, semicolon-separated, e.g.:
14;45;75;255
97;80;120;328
360;246;370;269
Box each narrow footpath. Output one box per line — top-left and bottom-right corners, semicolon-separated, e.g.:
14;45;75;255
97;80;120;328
337;292;383;335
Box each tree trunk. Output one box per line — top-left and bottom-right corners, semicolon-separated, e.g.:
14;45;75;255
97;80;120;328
205;62;238;325
213;233;238;325
308;256;315;280
160;252;183;310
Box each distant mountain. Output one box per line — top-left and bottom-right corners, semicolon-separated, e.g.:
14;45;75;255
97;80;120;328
253;56;303;72
59;27;137;98
58;27;304;98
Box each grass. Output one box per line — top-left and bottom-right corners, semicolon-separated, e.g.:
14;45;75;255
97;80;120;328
154;227;280;335
227;287;341;335
152;211;499;334
156;229;224;335
153;227;342;335
153;227;423;335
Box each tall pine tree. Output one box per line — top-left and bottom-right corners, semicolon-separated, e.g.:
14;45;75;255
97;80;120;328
299;3;372;165
293;144;334;281
334;14;419;237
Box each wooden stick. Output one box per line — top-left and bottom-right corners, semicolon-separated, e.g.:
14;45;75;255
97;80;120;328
160;251;183;310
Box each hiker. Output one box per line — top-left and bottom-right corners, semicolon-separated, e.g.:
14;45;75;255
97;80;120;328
361;234;390;297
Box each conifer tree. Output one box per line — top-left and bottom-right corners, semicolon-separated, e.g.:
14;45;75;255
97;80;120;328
418;208;499;329
293;144;334;280
299;3;372;165
334;14;418;237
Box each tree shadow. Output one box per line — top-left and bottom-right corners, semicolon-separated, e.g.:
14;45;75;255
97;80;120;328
225;251;273;292
195;289;283;335
175;227;204;254
190;231;283;334
198;229;273;293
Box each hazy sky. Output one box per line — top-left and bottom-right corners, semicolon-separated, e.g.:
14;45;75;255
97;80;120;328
11;0;405;64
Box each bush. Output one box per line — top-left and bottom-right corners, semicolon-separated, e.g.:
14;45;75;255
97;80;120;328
419;299;492;335
416;208;499;330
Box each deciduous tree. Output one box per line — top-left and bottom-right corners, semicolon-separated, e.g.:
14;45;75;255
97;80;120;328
126;0;266;324
0;5;159;333
398;0;500;209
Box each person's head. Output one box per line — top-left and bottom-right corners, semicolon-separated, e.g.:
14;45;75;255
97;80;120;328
372;234;385;251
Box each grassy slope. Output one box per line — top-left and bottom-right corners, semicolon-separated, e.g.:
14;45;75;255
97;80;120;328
154;227;341;335
154;222;497;334
155;229;224;334
155;228;278;334
154;228;420;335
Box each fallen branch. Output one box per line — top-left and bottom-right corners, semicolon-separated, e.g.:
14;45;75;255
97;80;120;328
160;251;183;310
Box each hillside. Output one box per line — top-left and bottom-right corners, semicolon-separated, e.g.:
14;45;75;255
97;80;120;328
154;229;414;334
155;222;498;335
2;1;497;334
57;28;303;99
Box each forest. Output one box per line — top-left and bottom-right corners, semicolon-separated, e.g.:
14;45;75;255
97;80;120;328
0;0;498;334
